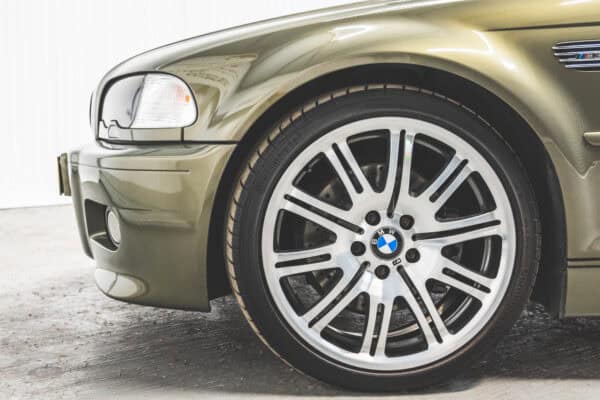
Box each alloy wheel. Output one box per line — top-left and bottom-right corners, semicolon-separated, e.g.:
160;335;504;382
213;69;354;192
260;116;516;371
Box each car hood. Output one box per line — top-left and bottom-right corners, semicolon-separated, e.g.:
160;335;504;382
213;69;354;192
92;0;420;129
100;1;414;75
97;0;594;82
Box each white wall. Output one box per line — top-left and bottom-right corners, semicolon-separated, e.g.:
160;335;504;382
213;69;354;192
0;0;354;209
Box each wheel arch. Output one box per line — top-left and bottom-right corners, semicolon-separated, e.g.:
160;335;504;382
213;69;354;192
207;63;567;317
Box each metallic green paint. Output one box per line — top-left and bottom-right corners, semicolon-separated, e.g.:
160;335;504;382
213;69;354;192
69;143;234;310
565;262;600;317
72;0;600;313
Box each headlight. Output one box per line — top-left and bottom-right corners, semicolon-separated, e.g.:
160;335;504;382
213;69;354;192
129;74;196;129
98;73;197;141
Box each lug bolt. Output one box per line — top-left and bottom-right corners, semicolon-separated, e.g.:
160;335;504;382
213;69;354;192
400;215;415;230
375;265;390;280
351;242;366;256
405;248;421;263
365;211;381;226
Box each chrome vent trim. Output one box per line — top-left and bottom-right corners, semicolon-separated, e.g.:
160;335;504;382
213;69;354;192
554;40;600;71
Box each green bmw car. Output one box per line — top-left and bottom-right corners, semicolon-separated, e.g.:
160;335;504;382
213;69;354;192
58;0;600;391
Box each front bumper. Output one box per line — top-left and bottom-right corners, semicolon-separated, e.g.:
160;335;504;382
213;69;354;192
66;141;235;311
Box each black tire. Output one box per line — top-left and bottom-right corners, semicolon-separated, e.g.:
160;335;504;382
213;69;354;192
226;86;540;391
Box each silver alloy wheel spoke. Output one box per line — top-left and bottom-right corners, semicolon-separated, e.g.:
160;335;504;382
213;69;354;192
434;271;489;302
312;277;368;332
431;165;472;209
337;140;375;197
360;296;381;354
403;267;451;341
324;148;363;204
397;131;416;205
402;288;440;346
275;260;337;278
418;155;463;201
288;187;356;223
282;197;350;236
374;299;394;356
302;253;361;323
262;117;516;371
418;223;503;248
427;211;499;233
273;244;337;265
381;129;402;203
442;258;495;290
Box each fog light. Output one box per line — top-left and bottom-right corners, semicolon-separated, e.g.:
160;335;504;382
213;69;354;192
105;208;121;246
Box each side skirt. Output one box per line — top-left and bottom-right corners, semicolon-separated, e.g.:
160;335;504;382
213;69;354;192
565;261;600;317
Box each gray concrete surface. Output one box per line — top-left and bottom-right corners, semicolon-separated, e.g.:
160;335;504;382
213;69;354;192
2;206;600;399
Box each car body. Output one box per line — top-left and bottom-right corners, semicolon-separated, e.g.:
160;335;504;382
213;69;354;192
60;0;600;390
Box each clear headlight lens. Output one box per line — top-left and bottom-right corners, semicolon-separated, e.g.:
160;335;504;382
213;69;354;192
100;73;197;132
130;74;196;129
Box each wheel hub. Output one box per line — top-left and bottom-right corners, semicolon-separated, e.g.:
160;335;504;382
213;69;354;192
370;227;403;259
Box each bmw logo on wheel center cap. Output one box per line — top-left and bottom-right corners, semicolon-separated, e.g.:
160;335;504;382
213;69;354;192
371;228;403;259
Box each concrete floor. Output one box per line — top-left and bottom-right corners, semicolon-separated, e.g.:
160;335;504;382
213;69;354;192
2;206;600;399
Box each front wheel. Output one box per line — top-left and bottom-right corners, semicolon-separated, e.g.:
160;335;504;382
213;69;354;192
226;86;540;391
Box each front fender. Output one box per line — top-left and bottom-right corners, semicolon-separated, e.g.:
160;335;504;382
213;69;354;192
162;15;600;262
164;15;595;173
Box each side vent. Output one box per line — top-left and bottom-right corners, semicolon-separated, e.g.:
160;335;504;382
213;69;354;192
553;40;600;71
